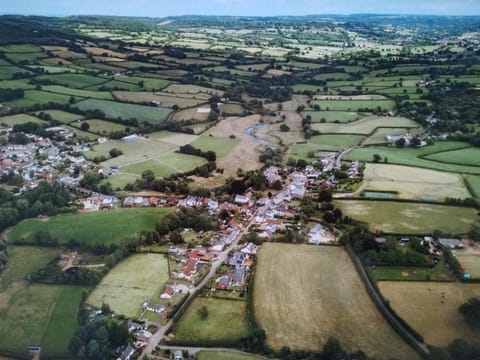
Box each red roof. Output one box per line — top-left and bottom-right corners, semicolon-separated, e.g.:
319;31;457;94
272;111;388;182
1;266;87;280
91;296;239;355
182;259;198;276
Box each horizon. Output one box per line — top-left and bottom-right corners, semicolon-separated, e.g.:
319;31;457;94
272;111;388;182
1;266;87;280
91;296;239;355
1;0;480;17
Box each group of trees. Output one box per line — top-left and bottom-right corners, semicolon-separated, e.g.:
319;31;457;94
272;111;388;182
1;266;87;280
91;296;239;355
0;88;24;102
178;144;216;162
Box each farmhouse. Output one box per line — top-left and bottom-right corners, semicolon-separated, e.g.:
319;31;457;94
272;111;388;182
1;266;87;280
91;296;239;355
160;284;176;299
143;302;165;313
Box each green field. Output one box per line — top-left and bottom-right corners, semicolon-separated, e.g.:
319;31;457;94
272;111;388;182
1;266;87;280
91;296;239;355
303;110;363;123
423;147;480;167
109;75;169;90
75;99;172;124
0;79;35;90
197;351;268;360
0;65;31;80
4;90;72;108
311;99;395;111
346;142;480;174
35;109;84;123
289;134;365;159
312;115;418;134
173;297;250;344
87;253;169;317
5;52;46;63
83;118;130;134
42;85;114;100
190;135;240;157
0;113;48;126
369;260;455;281
0;246;82;356
5;208;170;246
465;175;480;198
34;73;108;89
334;200;479;234
362;127;412;145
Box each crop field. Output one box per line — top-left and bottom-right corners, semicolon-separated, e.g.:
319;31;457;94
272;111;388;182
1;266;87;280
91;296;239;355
253;244;419;359
4;90;72;108
5;208;170;246
346;142;480;174
34;73;108;89
312;115;418;134
42;85;114;100
0;246;82;357
75;99;172;124
113;91;207;108
423;147;480;167
465;175;480;198
197;351;267;360
173;297;250;344
83;118;130;133
333;200;478;233
362;127;413;145
191;135;240;157
361;164;471;200
302;110;362;123
311;99;395;111
0;113;48;126
87;253;169;317
378;282;480;346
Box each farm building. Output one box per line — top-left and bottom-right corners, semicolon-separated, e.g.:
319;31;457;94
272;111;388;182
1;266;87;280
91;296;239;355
439;238;464;249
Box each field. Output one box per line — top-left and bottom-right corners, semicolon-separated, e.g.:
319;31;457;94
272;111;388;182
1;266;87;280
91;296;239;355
361;164;472;200
289;134;365;160
311;99;395;111
75;99;172;124
172;106;212;123
5;208;170;246
0;114;48;126
83;118;130;133
312;115;418;134
362;127;412;145
0;246;82;356
190;135;240;157
34;109;84;123
173;297;250;344
369;258;455;281
42;85;114;100
302;110;363;123
334;200;479;234
424;147;480;167
34;73;109;89
4;90;72;108
197;351;267;360
465;175;480;198
455;248;480;278
253;243;419;359
113;91;207;108
87;253;169;317
378;281;480;346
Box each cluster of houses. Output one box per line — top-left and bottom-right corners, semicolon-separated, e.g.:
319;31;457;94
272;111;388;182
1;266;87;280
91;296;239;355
216;242;257;290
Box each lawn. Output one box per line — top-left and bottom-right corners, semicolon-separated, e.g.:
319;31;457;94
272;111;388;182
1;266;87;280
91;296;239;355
333;200;479;234
5;208;170;246
190;135;240;157
87;253;169;317
378;281;480;346
35;109;84;123
75;99;172;124
197;351;268;360
302;110;363;123
4;90;73;108
34;73;109;89
312;115;418;135
465;175;480;198
173;297;250;344
253;243;419;359
0;113;48;126
0;246;82;357
361;163;472;200
424;147;480;167
311;99;395;111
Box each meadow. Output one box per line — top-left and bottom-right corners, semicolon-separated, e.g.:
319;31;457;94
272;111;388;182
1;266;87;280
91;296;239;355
455;251;480;278
312;115;418;135
361;127;413;145
333;200;478;234
197;351;268;360
311;99;395;111
423;147;480;167
378;281;480;346
34;73;109;89
5;208;170;246
465;175;480;199
253;243;419;359
289;134;365;160
34;109;84;123
42;84;114;100
0;113;48;126
113;91;207;108
0;246;82;357
302;110;363;123
190;135;240;157
83;118;130;134
173;297;250;345
75;99;172;124
4;90;73;108
87;253;169;317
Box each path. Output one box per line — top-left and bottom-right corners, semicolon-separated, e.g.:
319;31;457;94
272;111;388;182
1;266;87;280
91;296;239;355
335;146;355;169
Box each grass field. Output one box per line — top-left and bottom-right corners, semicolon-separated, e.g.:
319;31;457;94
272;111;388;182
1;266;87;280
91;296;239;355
113;91;207;108
378;281;480;346
33;110;84;123
83;118;130;134
455;250;480;278
172;106;212;123
253;244;419;359
34;73;108;89
311;99;395;111
5;208;170;246
87;253;169;317
190;135;240;157
4;90;72;108
362;127;413;145
346;142;480;174
369;259;455;281
0;114;48;126
0;79;35;90
0;246;82;356
42;84;114;100
302;110;362;123
75;99;172;124
197;351;267;360
0;65;31;80
465;175;480;198
334;200;478;233
173;297;250;344
361;163;472;200
424;147;480;167
289;134;365;160
312;115;418;134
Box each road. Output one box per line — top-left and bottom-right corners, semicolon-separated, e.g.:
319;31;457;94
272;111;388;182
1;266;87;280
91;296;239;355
335;146;355;169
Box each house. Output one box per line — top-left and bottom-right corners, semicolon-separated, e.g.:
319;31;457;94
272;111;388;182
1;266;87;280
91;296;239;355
180;259;198;280
216;268;244;289
117;345;135;360
241;242;258;255
160;284;176;299
235;194;250;205
308;223;328;244
174;351;184;360
439;238;464;249
143;302;165;313
263;166;282;186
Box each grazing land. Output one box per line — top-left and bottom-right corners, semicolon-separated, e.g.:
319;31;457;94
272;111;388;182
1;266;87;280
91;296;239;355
5;208;170;246
310;99;395;111
289;134;365;159
334;200;479;233
378;282;480;346
253;243;419;359
361;164;472;200
362;127;414;145
465;175;480;198
311;115;418;134
87;253;169;317
423;147;480;167
173;297;250;344
0;113;48;126
4;90;72;108
191;135;240;157
34;109;84;123
197;351;268;360
302;110;363;123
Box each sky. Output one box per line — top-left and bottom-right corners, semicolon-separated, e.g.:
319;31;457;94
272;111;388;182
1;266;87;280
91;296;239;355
1;0;480;17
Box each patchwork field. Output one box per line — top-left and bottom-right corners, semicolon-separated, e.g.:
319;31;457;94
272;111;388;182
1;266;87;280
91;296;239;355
5;208;170;246
87;253;169;317
0;247;82;357
312;115;418;134
361;163;472;200
113;91;207;108
378;282;480;346
334;200;478;233
253;243;419;359
173;297;250;344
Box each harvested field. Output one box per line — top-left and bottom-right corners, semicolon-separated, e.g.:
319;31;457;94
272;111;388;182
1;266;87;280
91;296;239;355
311;115;418;134
378;281;480;346
87;253;169;317
361;163;471;200
334;200;478;234
254;244;419;359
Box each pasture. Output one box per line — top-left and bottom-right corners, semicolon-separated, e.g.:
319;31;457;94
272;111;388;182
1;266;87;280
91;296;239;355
87;253;169;317
83;118;130;134
289;134;365;160
302;110;362;123
0;65;31;80
197;351;268;360
75;99;172;124
311;99;395;111
424;147;480;167
113;91;207;108
163;84;224;96
172;106;212;123
173;297;250;344
378;281;480;346
190;135;240;157
34;73;108;89
0;113;48;126
333;200;478;234
465;175;480;198
34;109;84;123
0;246;82;357
5;208;170;246
4;90;72;108
455;250;480;278
42;85;114;100
361;164;471;200
253;243;419;359
362;127;413;145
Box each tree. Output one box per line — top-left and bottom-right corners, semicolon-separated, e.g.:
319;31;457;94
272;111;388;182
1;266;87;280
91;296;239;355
279;124;290;132
197;305;209;320
319;189;333;203
109;148;123;158
373;154;381;163
169;230;184;244
459;297;480;327
80;122;90;131
395;137;406;147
